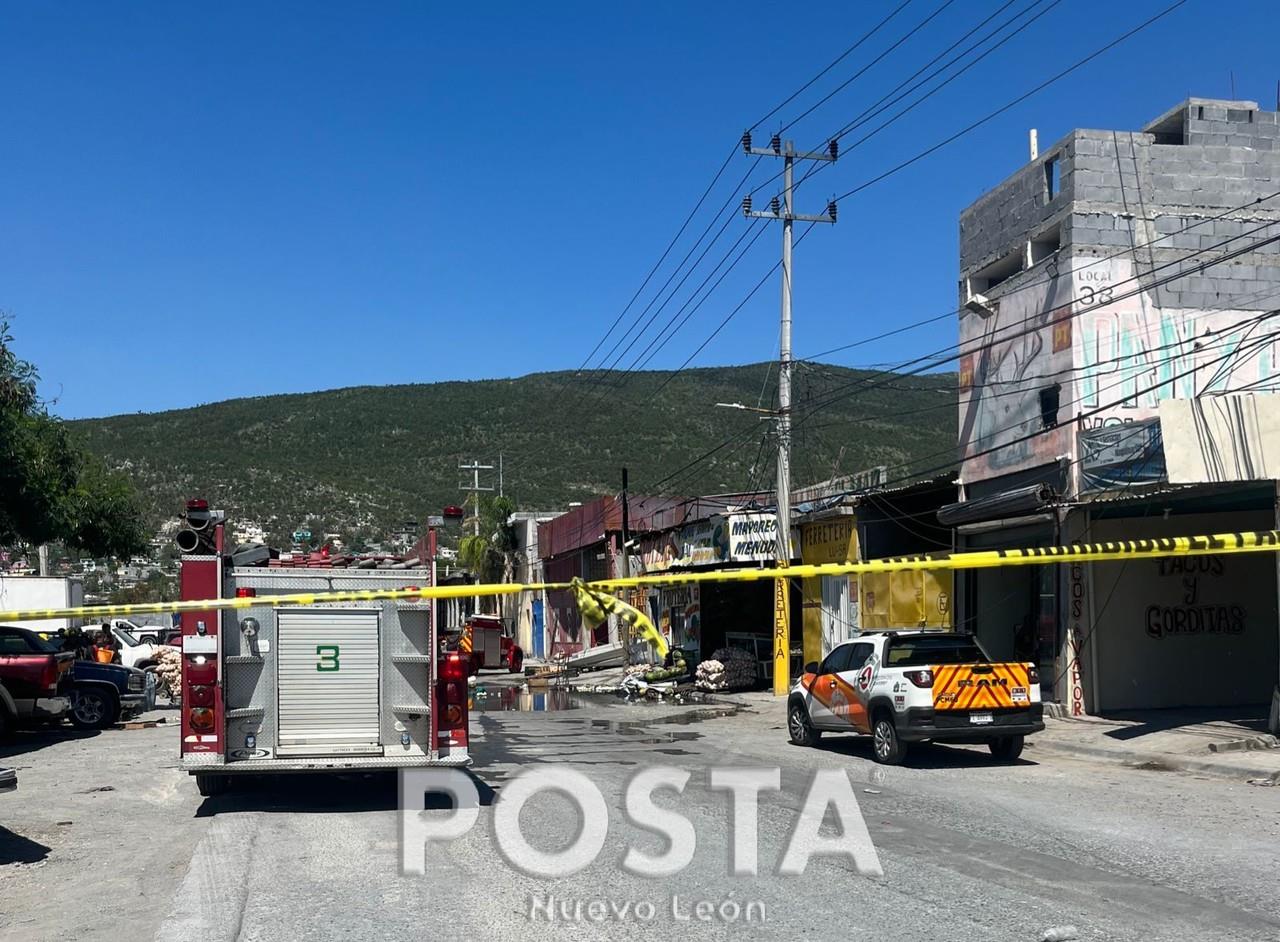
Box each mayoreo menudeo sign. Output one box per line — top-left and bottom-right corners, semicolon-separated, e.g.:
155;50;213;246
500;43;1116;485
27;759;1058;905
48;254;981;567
725;513;799;562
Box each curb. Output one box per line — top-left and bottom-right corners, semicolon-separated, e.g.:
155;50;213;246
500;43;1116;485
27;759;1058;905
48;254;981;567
1028;737;1280;782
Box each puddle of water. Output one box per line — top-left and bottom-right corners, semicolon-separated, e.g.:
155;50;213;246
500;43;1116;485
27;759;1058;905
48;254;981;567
470;686;584;713
636;707;739;726
629;733;701;744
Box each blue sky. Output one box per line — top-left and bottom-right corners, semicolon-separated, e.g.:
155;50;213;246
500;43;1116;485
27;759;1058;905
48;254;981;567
3;0;1276;419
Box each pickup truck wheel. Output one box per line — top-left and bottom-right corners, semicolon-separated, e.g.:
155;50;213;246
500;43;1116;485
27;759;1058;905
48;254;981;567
70;688;120;730
788;702;822;746
196;773;231;797
872;713;907;765
988;734;1025;762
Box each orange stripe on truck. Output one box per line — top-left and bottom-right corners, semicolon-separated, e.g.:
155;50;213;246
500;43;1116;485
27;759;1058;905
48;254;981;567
932;663;1029;710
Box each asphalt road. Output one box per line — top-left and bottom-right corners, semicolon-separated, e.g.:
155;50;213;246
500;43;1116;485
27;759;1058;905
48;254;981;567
3;690;1279;941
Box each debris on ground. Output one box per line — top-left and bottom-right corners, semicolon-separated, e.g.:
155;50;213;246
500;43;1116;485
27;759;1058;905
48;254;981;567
1127;759;1177;772
1207;734;1279;753
1039;927;1079;942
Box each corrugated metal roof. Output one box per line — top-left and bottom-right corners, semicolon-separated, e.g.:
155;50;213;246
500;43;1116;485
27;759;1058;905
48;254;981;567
536;495;691;558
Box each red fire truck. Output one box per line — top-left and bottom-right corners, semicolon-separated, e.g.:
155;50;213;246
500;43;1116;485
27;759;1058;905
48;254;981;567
455;613;524;675
176;500;470;796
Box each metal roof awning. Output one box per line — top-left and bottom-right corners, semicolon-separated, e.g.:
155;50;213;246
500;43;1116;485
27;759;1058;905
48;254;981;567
937;483;1056;527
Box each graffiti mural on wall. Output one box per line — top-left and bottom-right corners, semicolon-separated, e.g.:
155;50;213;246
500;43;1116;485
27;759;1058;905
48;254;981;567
959;259;1074;482
961;253;1278;485
1074;257;1277;424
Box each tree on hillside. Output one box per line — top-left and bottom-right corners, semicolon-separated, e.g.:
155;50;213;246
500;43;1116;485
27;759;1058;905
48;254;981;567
457;495;516;593
0;319;147;559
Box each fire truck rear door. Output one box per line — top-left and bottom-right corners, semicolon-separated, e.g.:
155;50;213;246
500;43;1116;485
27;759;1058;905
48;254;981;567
277;610;381;756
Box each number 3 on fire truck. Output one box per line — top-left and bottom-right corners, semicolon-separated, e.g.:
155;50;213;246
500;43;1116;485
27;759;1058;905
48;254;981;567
316;645;341;672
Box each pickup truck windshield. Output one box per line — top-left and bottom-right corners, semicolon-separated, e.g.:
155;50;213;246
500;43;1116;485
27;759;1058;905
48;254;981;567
114;626;141;646
0;628;59;654
27;632;61;653
885;635;990;667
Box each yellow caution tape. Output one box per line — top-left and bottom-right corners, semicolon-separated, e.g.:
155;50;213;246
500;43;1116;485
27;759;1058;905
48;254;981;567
1;529;1277;625
594;529;1280;590
571;577;668;659
0;582;531;626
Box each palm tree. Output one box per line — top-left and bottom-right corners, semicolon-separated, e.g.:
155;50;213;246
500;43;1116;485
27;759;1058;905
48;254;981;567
457;495;516;612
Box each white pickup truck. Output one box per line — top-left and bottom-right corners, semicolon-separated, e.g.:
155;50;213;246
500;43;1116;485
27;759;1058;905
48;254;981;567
788;630;1044;764
88;619;166;670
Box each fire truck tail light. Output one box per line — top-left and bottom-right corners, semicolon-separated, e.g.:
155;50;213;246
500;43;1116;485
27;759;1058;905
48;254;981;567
189;684;214;707
186;658;216;684
439;652;469;730
236;588;256;598
440;653;467;682
1027;663;1040;684
189;708;215;732
906;669;934;688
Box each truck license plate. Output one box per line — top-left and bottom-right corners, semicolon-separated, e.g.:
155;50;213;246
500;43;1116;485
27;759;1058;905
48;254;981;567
969;712;993;725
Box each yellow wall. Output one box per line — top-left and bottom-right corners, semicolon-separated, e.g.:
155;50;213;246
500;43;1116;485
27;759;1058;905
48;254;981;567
800;517;858;663
862;569;953;629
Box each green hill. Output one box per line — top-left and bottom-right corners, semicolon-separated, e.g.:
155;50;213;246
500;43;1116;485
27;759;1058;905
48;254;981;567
70;363;957;546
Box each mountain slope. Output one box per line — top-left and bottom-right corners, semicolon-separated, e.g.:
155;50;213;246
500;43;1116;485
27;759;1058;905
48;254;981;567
70;363;957;544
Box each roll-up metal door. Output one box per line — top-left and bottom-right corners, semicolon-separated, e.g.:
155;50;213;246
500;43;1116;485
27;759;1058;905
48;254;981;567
277;610;381;756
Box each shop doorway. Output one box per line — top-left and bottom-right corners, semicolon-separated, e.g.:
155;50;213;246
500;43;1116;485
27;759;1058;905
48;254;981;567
967;561;1057;699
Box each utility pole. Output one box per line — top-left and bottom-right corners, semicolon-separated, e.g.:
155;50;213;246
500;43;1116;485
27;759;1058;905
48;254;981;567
620;467;632;666
741;131;838;696
459;459;495;611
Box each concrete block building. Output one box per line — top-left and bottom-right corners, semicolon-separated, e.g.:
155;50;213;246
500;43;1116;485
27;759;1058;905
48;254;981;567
950;99;1280;716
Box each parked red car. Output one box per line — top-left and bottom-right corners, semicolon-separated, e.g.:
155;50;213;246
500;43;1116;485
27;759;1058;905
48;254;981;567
0;625;74;736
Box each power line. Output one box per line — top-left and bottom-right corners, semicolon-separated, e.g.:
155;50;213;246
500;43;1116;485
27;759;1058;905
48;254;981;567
626;219;772;376
776;0;1063;199
801;307;1279;435
584;162;762;380
644;0;1168;391
596;2;1026;396
777;0;960;135
571;0;936;388
754;0;919;133
793;221;1280;423
644;421;763;492
849;312;1280;498
801;191;1280;362
803;302;1280;507
829;0;1189;204
571;146;742;377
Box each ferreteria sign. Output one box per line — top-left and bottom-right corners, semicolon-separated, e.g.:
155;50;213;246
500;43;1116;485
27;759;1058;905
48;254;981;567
725;513;799;562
